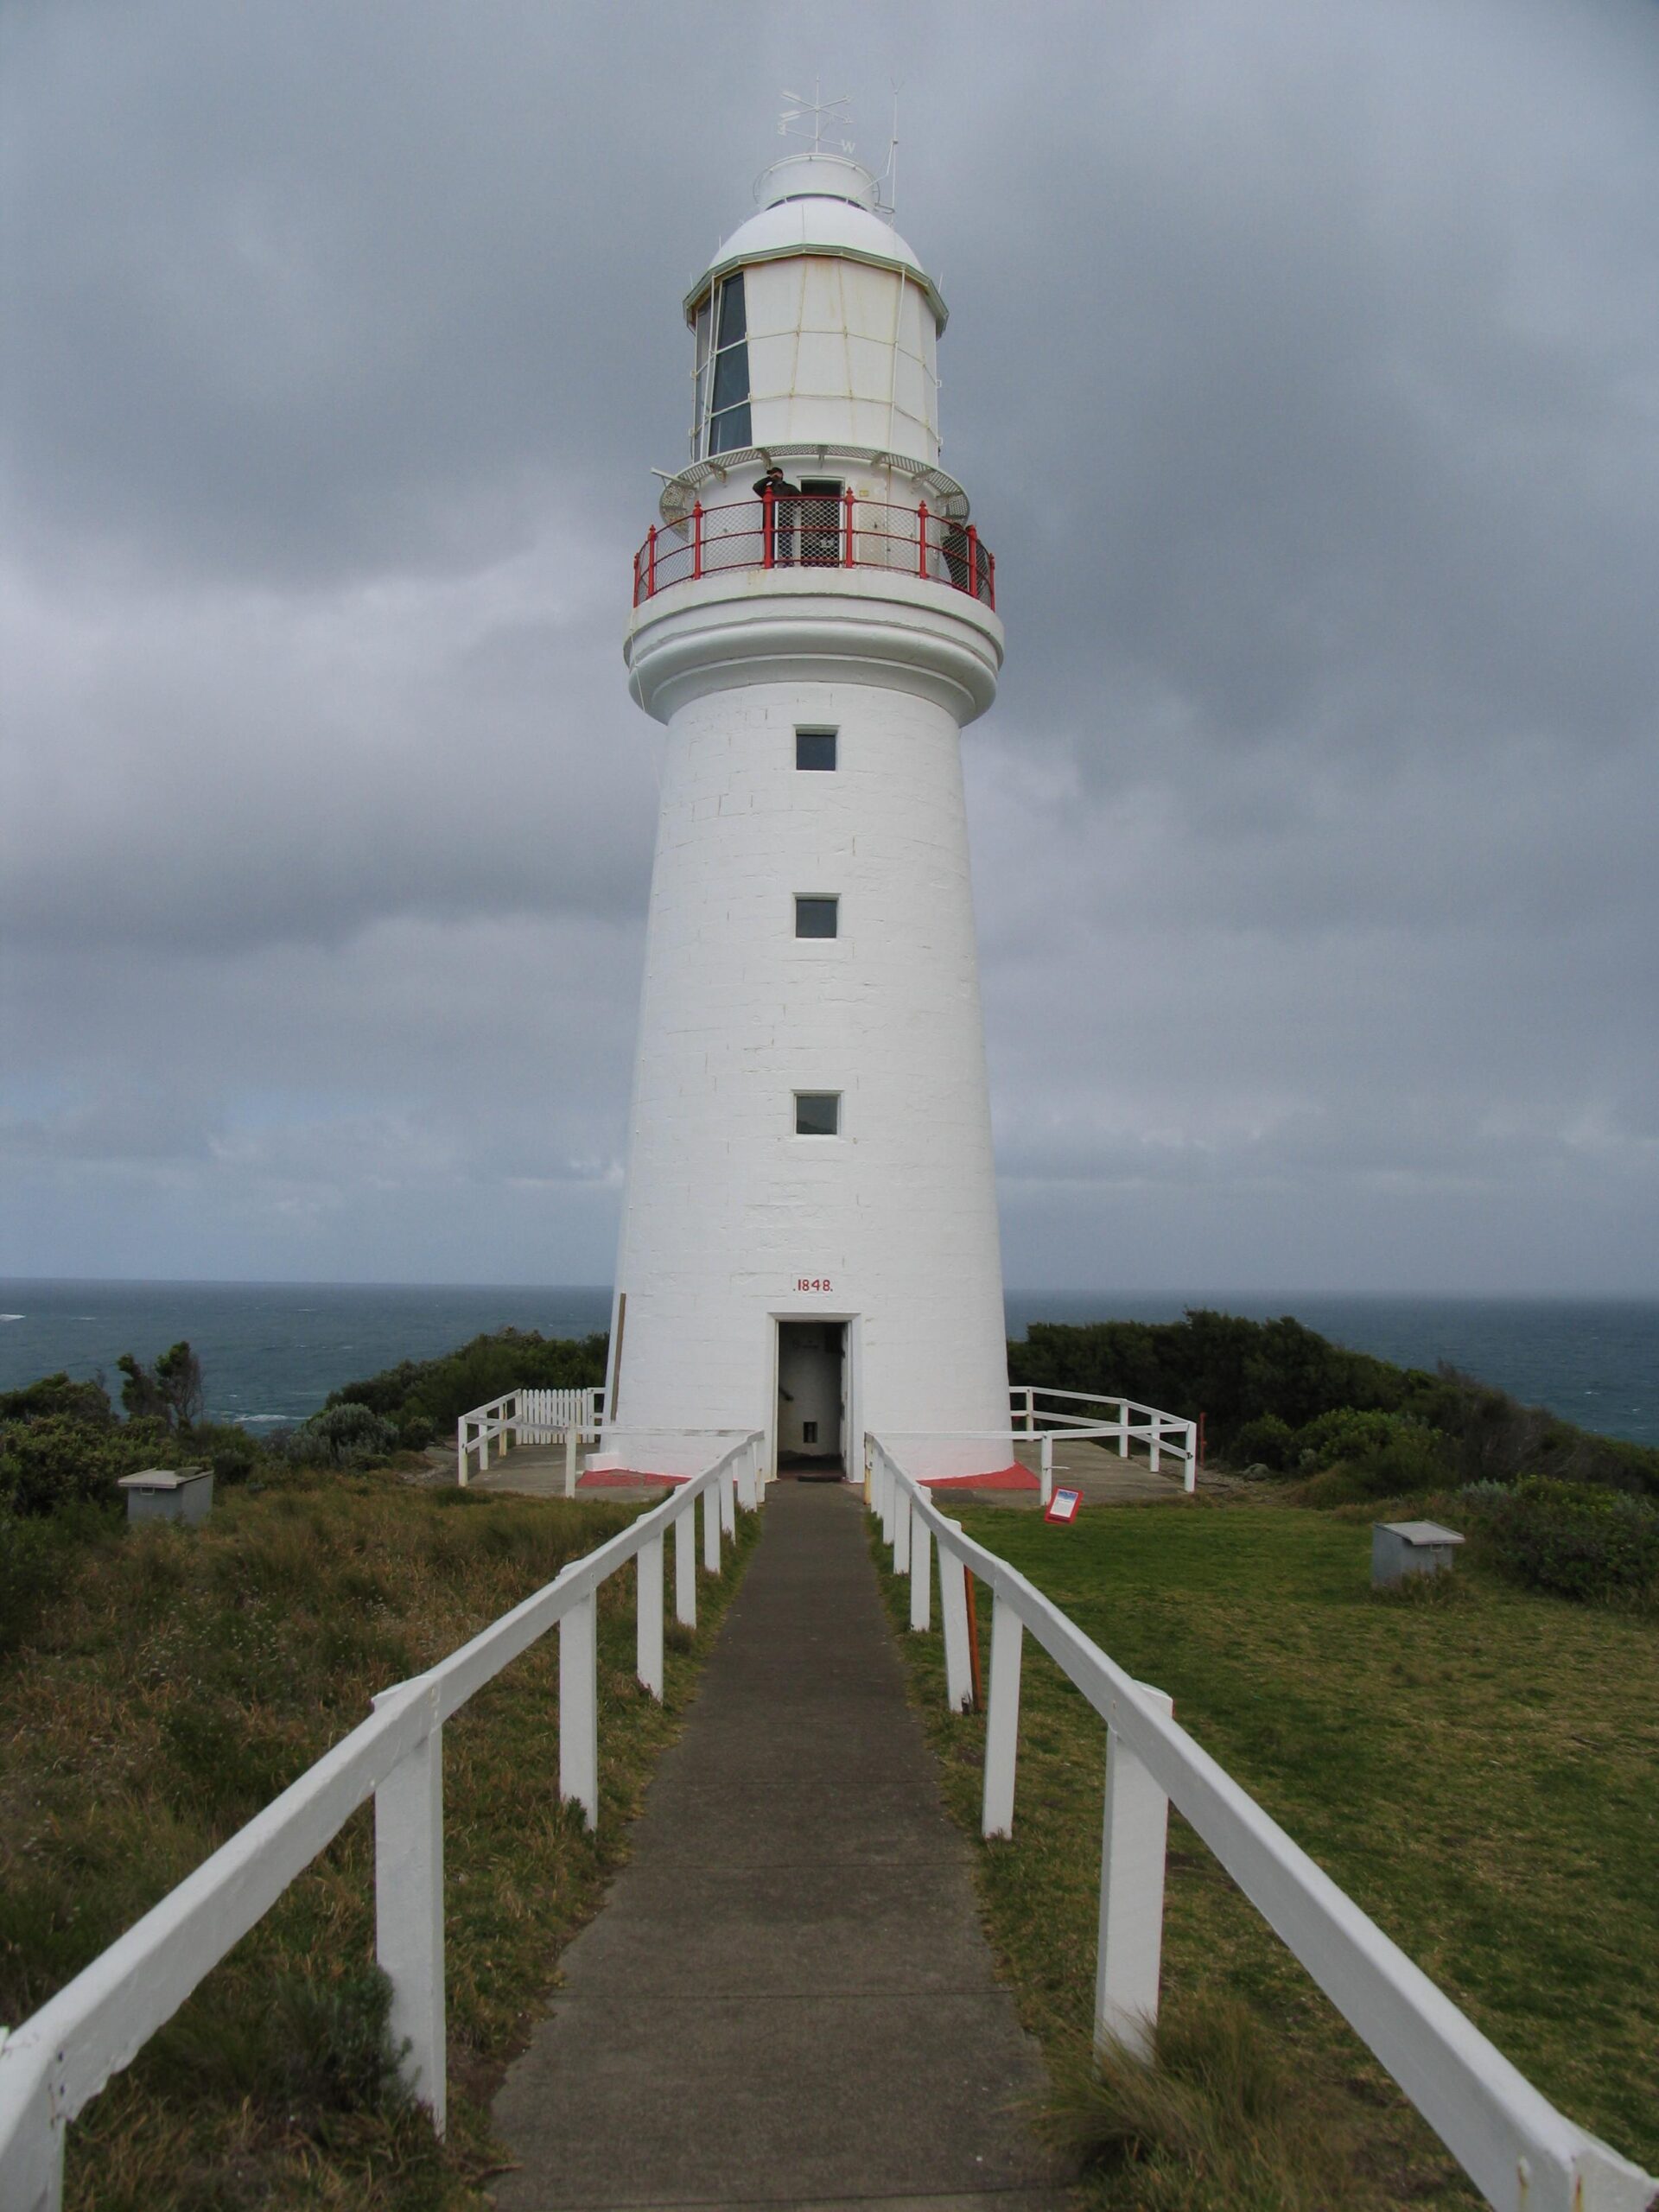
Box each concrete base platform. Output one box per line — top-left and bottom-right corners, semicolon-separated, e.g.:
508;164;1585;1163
490;1484;1066;2211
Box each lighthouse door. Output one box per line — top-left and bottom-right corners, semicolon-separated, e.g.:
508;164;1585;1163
776;1320;846;1475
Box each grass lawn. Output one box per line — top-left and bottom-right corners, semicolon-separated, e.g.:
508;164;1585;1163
875;1497;1659;2210
0;1468;757;2210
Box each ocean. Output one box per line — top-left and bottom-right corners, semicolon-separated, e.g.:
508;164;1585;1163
1;1280;1656;1447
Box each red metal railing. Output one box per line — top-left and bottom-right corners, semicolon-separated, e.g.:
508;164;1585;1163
632;490;995;611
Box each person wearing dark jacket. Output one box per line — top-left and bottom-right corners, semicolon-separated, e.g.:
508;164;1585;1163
753;464;798;565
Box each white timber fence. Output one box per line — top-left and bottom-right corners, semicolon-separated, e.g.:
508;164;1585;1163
0;1430;766;2212
457;1386;604;1489
865;1433;1656;2212
1011;1384;1198;1494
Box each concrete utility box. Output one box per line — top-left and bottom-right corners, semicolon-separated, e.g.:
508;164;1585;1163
118;1467;214;1527
1372;1519;1464;1586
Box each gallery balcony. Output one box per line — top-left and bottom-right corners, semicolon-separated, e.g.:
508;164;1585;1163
632;490;995;611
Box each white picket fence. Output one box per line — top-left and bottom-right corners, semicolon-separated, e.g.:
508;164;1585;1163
866;1433;1656;2212
0;1430;766;2212
457;1386;604;1487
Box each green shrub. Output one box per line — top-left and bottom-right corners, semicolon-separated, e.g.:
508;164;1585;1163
1230;1414;1297;1471
1007;1317;1659;1499
0;1372;115;1426
275;1401;400;1471
1465;1478;1659;1605
326;1326;609;1434
1293;1408;1453;1499
397;1412;435;1452
185;1421;262;1485
0;1412;176;1517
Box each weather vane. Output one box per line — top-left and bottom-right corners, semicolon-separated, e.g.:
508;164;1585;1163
777;79;856;157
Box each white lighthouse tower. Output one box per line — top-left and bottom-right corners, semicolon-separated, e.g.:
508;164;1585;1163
602;132;1012;1486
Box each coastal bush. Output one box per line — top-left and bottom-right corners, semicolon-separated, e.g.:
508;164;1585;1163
327;1325;610;1434
1292;1407;1454;1498
1464;1478;1659;1605
0;1409;176;1516
274;1401;400;1471
1008;1311;1423;1452
1008;1315;1659;1498
0;1370;115;1426
1230;1413;1297;1471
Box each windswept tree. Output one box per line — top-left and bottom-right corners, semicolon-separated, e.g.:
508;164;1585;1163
118;1342;204;1431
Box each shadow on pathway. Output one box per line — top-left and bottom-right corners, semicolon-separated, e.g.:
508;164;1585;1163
491;1481;1067;2211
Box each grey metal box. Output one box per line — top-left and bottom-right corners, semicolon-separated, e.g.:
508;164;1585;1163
118;1467;215;1527
1372;1518;1464;1586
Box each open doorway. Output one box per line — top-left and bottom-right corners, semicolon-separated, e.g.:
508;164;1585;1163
776;1320;846;1478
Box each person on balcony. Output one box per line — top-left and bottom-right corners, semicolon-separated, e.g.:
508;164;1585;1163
753;464;798;566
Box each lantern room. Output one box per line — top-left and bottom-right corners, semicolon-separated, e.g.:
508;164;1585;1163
683;154;946;471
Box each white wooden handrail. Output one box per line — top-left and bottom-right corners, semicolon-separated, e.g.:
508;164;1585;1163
0;1428;766;2212
457;1386;605;1489
867;1433;1656;2212
1007;1386;1198;1492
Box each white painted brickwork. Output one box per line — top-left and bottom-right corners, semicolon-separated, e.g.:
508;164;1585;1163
609;646;1008;1477
605;167;1011;1482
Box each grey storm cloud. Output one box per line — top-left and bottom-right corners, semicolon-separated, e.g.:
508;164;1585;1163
3;0;1657;1294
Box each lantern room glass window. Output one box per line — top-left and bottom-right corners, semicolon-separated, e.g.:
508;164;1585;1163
700;272;750;457
794;1092;841;1136
795;728;837;770
795;896;839;939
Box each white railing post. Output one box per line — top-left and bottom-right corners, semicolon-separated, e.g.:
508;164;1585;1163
372;1689;446;2133
702;1478;721;1573
1117;1401;1129;1458
719;1454;736;1537
637;1534;664;1700
909;1512;931;1631
0;2056;63;2212
880;1457;896;1543
938;1529;974;1713
479;1414;490;1471
982;1593;1025;1840
893;1483;911;1573
1039;1433;1054;1508
1185;1421;1198;1494
1149;1417;1161;1475
674;1496;696;1627
1095;1685;1174;2062
559;1592;599;1829
456;1418;469;1488
564;1419;579;1498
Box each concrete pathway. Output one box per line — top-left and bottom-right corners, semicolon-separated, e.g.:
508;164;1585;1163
491;1482;1066;2212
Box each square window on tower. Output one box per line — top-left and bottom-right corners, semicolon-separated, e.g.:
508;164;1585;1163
795;728;837;771
794;1091;841;1136
795;895;838;939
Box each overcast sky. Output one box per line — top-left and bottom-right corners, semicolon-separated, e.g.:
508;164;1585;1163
4;0;1657;1296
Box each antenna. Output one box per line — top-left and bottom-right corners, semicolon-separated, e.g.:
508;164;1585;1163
881;82;901;217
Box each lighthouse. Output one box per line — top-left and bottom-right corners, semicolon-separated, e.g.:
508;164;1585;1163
602;137;1010;1486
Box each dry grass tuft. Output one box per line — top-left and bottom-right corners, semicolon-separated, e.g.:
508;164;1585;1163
1039;1995;1387;2211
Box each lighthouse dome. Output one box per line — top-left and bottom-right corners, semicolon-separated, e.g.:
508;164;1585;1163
683;158;947;469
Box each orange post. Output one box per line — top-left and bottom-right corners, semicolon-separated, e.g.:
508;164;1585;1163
842;486;855;567
963;1566;983;1713
762;483;774;569
917;499;930;577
